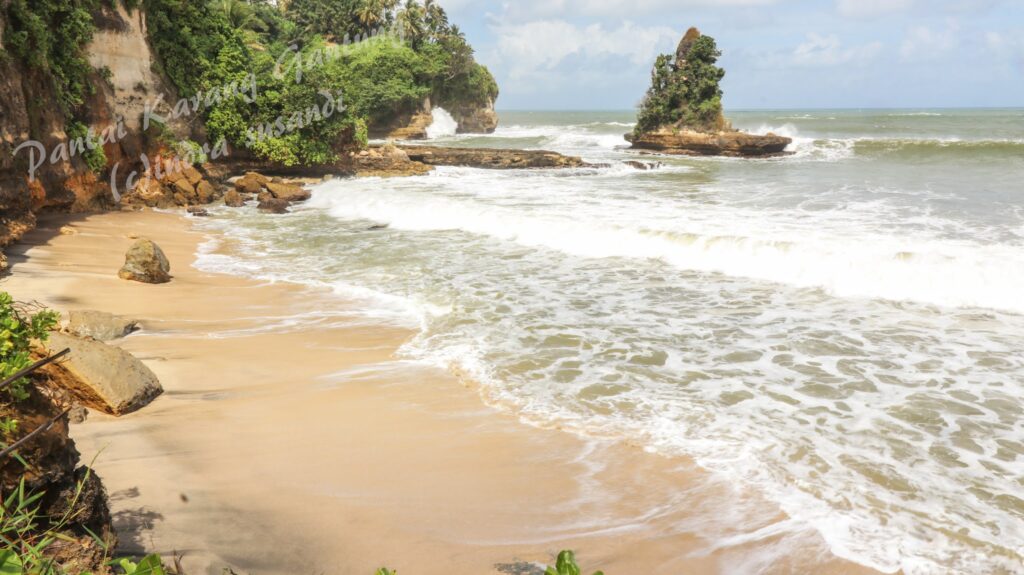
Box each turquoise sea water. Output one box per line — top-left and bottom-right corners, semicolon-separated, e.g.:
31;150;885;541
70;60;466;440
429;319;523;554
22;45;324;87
194;109;1024;574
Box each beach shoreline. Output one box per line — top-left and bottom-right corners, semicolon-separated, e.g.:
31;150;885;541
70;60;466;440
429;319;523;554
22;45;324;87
0;209;877;575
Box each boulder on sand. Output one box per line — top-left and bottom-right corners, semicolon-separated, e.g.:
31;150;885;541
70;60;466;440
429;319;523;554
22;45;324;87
117;238;171;284
65;310;139;341
40;332;163;416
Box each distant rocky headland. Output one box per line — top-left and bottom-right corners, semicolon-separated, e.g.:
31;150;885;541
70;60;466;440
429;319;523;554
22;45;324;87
627;28;791;157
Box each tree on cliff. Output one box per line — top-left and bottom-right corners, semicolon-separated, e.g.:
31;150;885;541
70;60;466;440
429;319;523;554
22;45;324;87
635;28;727;135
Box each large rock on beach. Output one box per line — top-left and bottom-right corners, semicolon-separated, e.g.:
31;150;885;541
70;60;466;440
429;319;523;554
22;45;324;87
234;172;266;194
40;332;163;416
117;238;170;284
65;310;139;341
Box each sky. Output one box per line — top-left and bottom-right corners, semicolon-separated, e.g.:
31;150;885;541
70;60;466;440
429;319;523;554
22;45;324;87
436;0;1024;110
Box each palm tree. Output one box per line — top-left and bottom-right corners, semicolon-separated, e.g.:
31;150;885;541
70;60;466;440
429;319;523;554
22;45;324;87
356;0;386;29
396;0;425;47
212;0;264;32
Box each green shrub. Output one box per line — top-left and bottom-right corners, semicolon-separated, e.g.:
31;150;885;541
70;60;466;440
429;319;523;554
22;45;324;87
545;550;604;575
0;294;59;407
65;121;108;174
635;32;725;135
1;0;101;118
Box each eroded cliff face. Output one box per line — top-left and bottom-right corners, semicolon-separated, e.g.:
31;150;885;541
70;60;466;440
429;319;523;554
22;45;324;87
0;5;183;271
371;95;499;140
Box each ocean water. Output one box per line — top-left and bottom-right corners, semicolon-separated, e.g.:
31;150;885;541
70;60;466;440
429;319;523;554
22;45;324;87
193;109;1024;574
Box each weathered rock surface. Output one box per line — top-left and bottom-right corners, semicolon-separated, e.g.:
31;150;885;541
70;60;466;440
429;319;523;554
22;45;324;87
223;189;246;207
234;172;266;194
265;181;311;202
65;310;139;341
120;160;224;209
257;198;290;214
41;332;163;416
352;144;433;177
401;146;595;169
446;99;499;134
117;238;170;284
626;129;792;157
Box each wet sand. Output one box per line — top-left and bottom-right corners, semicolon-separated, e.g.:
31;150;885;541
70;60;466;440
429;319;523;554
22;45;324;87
0;210;879;575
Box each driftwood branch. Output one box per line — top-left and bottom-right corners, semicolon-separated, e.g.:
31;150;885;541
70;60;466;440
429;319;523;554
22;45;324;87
0;407;72;460
0;348;71;393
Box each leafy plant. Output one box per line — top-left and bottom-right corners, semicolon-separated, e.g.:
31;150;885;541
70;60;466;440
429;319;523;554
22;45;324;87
0;294;60;404
635;30;726;135
545;550;604;575
114;554;167;575
375;569;396;575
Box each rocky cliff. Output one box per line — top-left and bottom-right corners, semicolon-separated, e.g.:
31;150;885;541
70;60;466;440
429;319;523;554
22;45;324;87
0;4;185;271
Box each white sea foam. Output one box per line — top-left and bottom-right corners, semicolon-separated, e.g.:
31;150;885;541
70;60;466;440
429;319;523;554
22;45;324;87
191;111;1024;574
425;107;459;139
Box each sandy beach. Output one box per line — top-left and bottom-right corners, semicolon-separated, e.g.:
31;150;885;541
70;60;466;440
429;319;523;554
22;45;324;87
0;209;877;575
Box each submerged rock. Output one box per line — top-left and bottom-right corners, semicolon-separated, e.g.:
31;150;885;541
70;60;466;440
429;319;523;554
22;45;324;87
65;310;139;341
117;238;171;284
41;332;164;416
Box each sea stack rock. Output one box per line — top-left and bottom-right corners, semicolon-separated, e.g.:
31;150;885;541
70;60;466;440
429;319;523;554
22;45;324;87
628;27;791;157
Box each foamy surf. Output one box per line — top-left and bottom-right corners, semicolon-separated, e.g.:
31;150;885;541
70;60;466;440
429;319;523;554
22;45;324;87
191;109;1024;575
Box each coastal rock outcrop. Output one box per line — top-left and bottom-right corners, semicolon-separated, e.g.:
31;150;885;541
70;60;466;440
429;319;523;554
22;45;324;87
40;332;164;416
120;160;225;209
629;27;791;157
352;143;433;177
626;130;792;157
118;238;171;284
401;146;595;169
65;310;140;341
257;198;291;214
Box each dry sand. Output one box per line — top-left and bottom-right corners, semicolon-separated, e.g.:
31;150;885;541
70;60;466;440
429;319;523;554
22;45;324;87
0;210;878;575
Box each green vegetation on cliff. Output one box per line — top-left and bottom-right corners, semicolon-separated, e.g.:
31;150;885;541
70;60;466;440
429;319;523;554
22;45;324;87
142;0;497;166
635;27;726;135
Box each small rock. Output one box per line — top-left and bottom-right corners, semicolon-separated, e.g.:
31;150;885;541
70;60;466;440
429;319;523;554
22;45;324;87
59;225;78;235
118;238;171;284
234;173;265;195
223;189;245;207
196;180;216;204
186;206;210;217
257;198;290;214
68;405;89;424
66;310;140;341
265;181;311;202
41;332;163;416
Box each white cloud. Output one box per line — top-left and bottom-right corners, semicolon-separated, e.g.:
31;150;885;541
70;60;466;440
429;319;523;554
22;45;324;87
496;0;782;22
837;0;915;18
899;20;960;61
792;33;883;66
493;19;679;79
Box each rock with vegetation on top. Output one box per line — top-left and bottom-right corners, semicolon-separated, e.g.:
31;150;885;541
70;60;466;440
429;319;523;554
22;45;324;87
117;238;171;284
629;27;791;157
40;332;163;416
65;310;139;341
